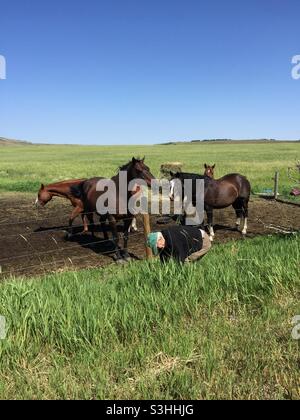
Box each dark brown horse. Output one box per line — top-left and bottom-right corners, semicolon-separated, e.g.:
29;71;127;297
71;157;155;262
170;171;251;240
204;163;215;178
35;179;94;237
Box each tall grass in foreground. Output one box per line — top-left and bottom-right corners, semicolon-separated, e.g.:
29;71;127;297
0;235;299;399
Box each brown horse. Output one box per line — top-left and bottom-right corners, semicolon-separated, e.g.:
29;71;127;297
170;171;251;240
35;179;94;237
71;157;155;262
204;163;215;178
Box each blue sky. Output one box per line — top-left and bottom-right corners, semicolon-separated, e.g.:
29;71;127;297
0;0;299;144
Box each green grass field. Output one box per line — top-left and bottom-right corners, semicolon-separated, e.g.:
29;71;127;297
0;142;300;198
0;235;299;399
0;142;299;400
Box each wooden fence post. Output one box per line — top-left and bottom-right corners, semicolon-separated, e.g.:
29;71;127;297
274;171;279;199
143;214;153;259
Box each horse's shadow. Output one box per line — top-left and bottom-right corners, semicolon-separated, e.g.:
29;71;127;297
68;230;141;261
34;224;104;235
212;224;240;233
35;224;140;261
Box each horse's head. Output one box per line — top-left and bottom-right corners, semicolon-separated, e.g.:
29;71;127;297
204;163;215;178
35;184;52;207
169;171;183;201
130;157;155;187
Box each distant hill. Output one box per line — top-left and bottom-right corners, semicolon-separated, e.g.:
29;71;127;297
0;137;32;146
159;139;299;145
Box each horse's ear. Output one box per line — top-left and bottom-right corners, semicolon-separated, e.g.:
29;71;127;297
132;157;137;164
213;164;216;169
169;171;175;177
41;183;45;190
142;156;145;162
204;163;207;169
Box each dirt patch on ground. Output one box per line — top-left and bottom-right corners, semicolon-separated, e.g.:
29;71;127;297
0;195;299;278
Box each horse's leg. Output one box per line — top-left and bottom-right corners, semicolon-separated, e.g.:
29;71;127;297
66;206;83;239
108;217;123;263
79;212;93;236
179;213;187;225
206;206;214;241
80;213;92;235
122;217;133;261
81;214;88;233
177;206;187;225
130;217;138;232
86;213;95;237
100;215;109;241
232;199;243;230
242;199;249;235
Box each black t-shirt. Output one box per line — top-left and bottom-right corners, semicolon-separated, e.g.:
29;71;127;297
159;225;203;263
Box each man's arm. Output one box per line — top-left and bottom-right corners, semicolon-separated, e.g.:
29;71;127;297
174;245;188;263
159;251;169;263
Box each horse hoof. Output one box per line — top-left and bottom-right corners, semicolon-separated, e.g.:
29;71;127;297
124;256;133;262
65;233;73;241
116;259;126;265
113;254;126;264
209;236;214;242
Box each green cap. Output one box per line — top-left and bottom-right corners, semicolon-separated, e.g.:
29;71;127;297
147;232;161;256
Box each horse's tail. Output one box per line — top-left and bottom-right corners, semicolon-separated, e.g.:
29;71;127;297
237;174;251;199
70;182;85;199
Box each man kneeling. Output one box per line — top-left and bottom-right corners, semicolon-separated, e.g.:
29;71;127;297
147;225;212;264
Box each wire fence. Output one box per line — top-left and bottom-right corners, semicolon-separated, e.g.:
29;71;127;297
0;201;299;277
0;202;280;227
0;210;117;227
0;213;148;276
0;215;138;240
0;229;144;264
0;241;146;276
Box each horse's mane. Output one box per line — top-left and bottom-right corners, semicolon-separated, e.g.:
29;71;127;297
118;158;143;173
45;179;86;188
118;161;133;172
175;172;207;180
